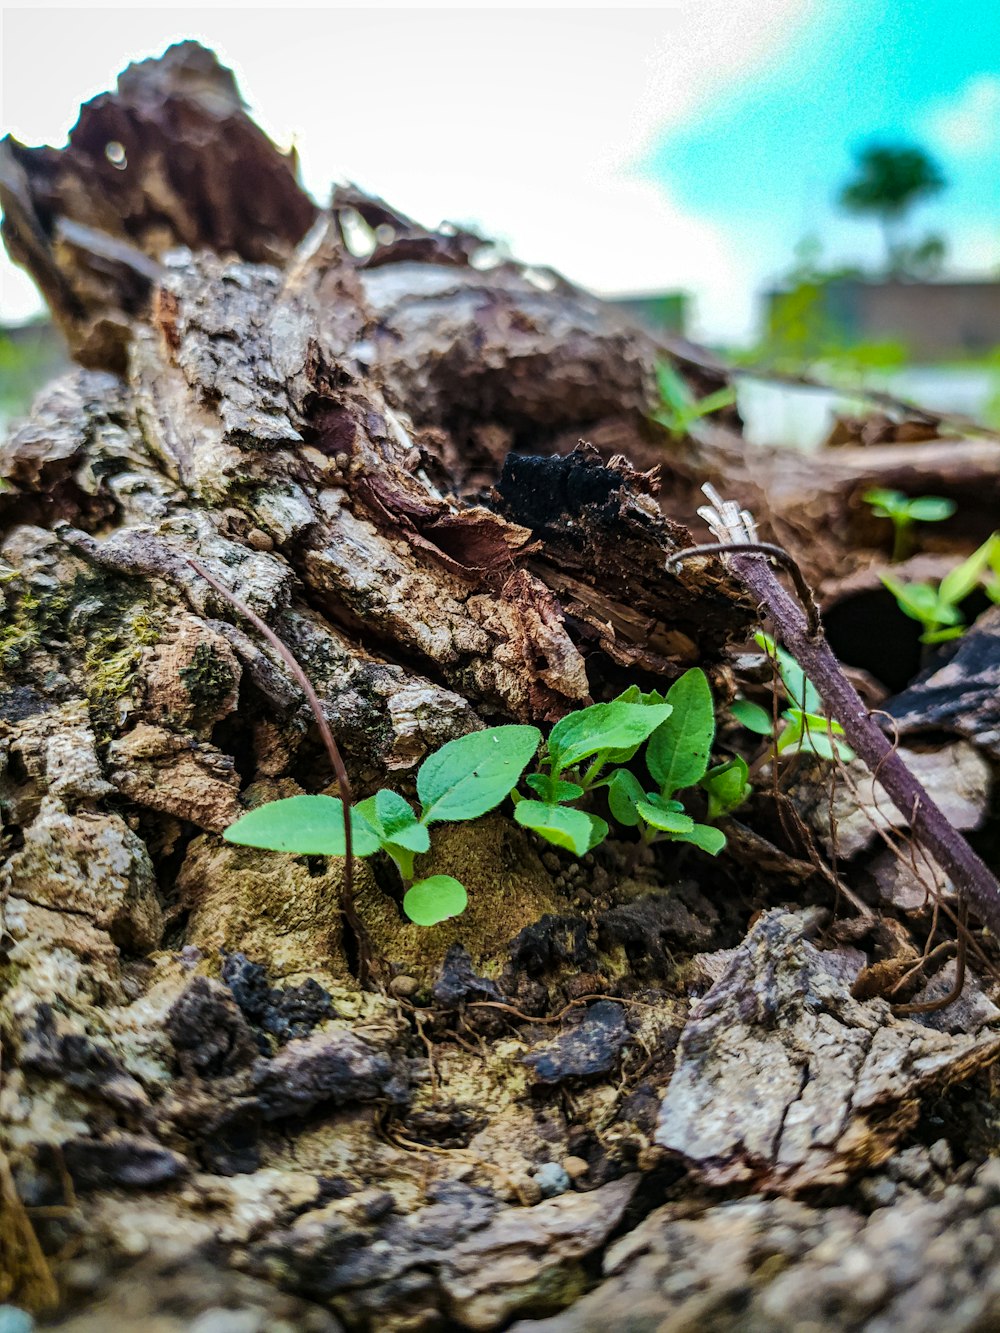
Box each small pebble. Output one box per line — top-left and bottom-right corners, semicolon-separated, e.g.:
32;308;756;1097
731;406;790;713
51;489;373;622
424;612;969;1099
562;1155;590;1180
515;1175;543;1206
533;1162;571;1198
246;528;274;551
389;974;421;1000
0;1309;34;1333
928;1139;953;1174
858;1175;898;1210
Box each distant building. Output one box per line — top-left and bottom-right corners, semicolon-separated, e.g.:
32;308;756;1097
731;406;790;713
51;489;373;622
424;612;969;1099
608;291;688;338
765;279;1000;359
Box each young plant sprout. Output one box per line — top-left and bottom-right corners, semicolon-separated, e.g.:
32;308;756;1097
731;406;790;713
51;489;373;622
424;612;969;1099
223;669;796;927
863;488;955;562
653;360;737;441
225;725;541;927
755;632;854;761
880;531;1000;645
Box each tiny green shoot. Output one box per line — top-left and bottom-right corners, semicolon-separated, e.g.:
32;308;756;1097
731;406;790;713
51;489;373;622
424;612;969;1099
880;531;1000;645
863;488;956;562
653;361;737;442
755;631;854;761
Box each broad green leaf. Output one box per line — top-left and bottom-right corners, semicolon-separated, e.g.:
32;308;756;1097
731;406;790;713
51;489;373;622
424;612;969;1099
646;668;715;796
514;801;608;855
701;757;751;820
729;698;774;736
224;795;382;857
547;701;672;776
418;725;541;824
672;823;727;856
403;875;468;926
524;773;584;803
906;496;956;522
636;801;695;834
755;632;822;713
939;533;1000;606
355;790;431;853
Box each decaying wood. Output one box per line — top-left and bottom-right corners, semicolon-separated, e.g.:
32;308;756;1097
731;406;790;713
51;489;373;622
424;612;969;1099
3;40;1000;1333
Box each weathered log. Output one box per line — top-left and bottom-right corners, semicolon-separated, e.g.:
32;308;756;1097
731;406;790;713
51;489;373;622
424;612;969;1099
3;40;1000;1333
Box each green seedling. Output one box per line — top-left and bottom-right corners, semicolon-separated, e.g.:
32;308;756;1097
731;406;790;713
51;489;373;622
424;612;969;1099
513;692;673;854
863;488;955;562
755;632;854;761
225;724;541;926
224;670;748;927
594;669;729;856
653;360;737;441
880;531;1000;645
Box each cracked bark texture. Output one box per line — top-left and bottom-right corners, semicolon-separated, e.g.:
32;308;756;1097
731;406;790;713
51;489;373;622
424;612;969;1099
3;40;1000;1333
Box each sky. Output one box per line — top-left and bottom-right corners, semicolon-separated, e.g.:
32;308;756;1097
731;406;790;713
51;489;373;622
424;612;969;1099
1;3;998;343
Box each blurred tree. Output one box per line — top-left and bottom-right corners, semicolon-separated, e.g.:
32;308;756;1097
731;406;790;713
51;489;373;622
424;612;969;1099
839;143;947;275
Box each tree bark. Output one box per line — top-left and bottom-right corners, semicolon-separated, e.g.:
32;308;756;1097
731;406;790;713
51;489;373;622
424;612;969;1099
3;41;1000;1333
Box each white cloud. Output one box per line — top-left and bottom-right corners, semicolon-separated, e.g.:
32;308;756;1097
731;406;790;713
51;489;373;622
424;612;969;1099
1;3;811;339
926;75;1000;157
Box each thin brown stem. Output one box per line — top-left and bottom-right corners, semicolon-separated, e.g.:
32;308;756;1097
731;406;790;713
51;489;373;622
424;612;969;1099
725;545;1000;939
669;541;821;638
186;558;372;983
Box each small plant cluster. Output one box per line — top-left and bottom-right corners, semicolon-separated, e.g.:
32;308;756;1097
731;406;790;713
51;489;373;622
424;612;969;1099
224;669;755;927
880;531;1000;644
653;361;737;441
733;633;854;762
863;487;955;563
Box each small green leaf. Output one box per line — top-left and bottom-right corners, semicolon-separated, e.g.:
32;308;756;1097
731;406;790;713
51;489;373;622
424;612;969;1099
672;823;727;856
418;725;541;824
524;773;585;803
641;792;686;813
606;767;646;827
355;790;431;853
514;801;608;855
906;496;956;522
403;875;468;926
729;698;774;735
700;756;751;820
863;487;907;518
755;632;822;713
224;795;382;857
646;668;715;797
547;701;672;776
636;801;695;834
